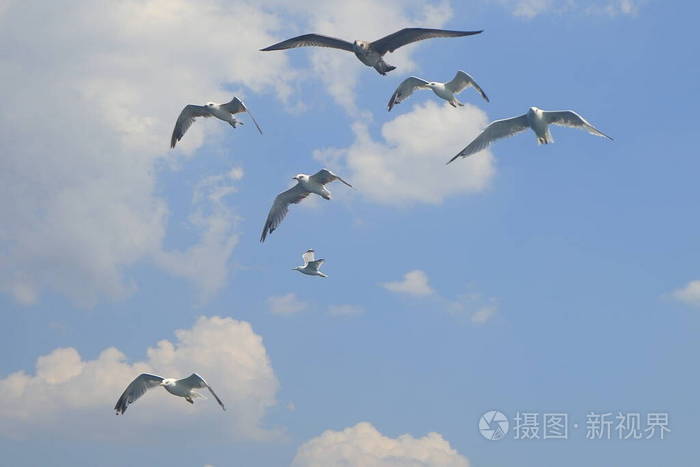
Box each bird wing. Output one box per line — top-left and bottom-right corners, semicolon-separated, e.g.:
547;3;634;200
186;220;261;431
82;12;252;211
170;104;211;148
445;70;489;102
302;249;315;265
447;114;530;163
371;28;483;55
114;373;164;415
260;184;310;242
310;168;353;187
177;373;226;411
221;97;263;135
308;259;325;271
542;110;613;140
387;76;429;111
260;33;354;52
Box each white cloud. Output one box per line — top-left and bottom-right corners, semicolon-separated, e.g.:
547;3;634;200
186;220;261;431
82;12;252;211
469;305;498;324
0;0;297;306
0;316;278;440
382;270;434;296
267;293;309;315
328;304;365;316
495;0;639;18
446;292;499;324
292;422;469;467
671;280;700;308
315;101;495;205
383;271;499;323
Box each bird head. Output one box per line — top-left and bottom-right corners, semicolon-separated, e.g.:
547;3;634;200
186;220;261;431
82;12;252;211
292;174;304;182
353;40;369;51
160;379;174;387
292;266;302;271
529;106;540;113
206;102;215;107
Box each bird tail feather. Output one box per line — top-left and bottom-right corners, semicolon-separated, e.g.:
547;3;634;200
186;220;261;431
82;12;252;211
374;61;396;75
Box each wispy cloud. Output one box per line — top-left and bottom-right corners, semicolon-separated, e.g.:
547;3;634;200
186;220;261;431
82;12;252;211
267;293;309;315
671;280;700;308
328;304;365;316
383;269;499;324
495;0;639;18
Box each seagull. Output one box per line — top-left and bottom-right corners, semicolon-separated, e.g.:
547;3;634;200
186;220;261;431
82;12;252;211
447;106;613;163
260;169;352;242
114;373;225;415
388;70;489;111
170;96;262;148
261;28;482;75
293;249;327;278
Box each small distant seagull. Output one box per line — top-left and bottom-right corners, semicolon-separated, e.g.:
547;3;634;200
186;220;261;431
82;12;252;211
170;96;262;148
114;373;225;415
260;169;352;242
448;106;613;163
261;28;482;75
388;70;489;111
294;249;327;277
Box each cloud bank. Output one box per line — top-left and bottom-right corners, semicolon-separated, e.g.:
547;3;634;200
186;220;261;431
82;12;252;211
0;316;279;440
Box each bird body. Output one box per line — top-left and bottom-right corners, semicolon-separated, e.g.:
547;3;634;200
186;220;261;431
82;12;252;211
170;97;262;148
448;106;612;163
388;70;489;111
114;372;225;414
294;249;327;277
260;169;352;242
352;40;395;74
526;106;553;144
261;28;482;75
295;174;331;199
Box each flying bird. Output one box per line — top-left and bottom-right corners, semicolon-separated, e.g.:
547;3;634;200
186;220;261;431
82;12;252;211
261;28;482;75
388;70;489;111
170;96;262;148
293;249;327;278
448;106;613;163
260;169;352;242
114;373;225;415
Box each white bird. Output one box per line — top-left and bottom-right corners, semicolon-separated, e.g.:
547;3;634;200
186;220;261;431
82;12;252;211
448;106;613;163
388;70;489;111
260;169;352;242
261;28;482;75
170;96;262;148
293;249;327;278
114;373;225;415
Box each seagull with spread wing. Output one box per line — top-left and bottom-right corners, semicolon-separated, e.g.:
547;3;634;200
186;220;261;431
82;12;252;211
114;373;225;414
294;249;327;278
260;169;352;243
447;106;613;163
388;70;489;111
170;96;262;148
261;28;482;75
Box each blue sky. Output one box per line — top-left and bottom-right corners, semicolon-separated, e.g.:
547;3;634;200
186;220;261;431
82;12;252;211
1;0;698;466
